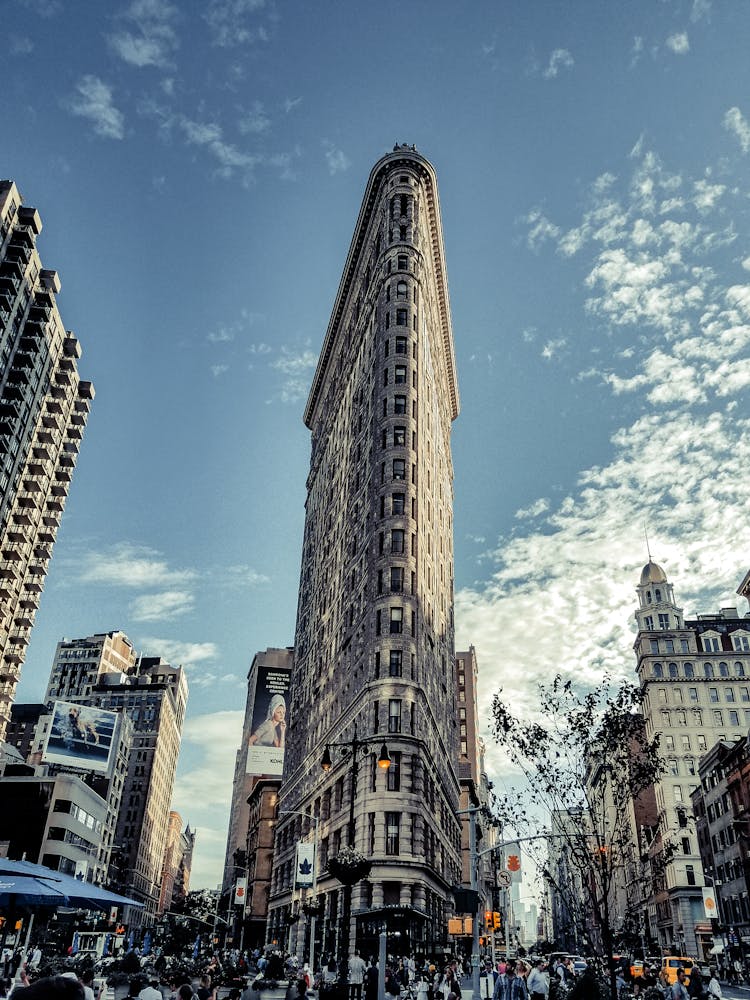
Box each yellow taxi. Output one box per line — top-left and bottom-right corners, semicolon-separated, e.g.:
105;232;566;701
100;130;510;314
662;957;694;985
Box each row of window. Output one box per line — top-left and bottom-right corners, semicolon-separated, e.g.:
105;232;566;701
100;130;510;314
651;661;746;679
660;706;747;727
656;685;750;704
374;607;416;636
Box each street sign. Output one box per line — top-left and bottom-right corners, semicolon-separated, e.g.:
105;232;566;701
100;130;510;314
497;869;512;889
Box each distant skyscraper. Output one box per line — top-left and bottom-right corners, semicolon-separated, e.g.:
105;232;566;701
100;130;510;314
634;561;750;955
268;146;462;958
44;633;188;926
222;647;294;901
0;181;94;739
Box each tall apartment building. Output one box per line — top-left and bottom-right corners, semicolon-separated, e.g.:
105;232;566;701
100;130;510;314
634;561;750;955
159;811;194;915
268;146;462;959
44;634;188;927
0;181;94;739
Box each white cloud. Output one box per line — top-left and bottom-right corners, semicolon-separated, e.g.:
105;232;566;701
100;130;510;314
223;565;271;587
130;590;195;622
210;363;229;377
462;145;750;748
65;76;125;140
9;35;34;55
109;0;179;68
203;0;268;47
543;48;574;79
271;348;317;375
137;638;219;664
666;31;690;55
724;107;750;154
691;0;711;21
323;142;351;175
284;97;302;114
524;209;560;251
238;101;270;135
540;337;566;360
78;542;197;588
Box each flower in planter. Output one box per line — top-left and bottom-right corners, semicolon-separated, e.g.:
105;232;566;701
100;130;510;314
326;846;373;886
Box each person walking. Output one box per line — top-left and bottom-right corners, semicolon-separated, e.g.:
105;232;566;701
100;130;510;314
671;969;690;1000
527;960;549;1000
349;951;367;1000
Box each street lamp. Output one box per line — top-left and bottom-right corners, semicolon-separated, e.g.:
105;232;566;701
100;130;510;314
280;808;321;975
321;725;390;980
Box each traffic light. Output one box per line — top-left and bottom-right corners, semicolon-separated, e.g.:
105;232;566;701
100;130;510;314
485;910;493;930
493;912;501;930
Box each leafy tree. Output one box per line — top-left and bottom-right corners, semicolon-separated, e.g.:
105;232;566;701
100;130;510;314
491;675;668;999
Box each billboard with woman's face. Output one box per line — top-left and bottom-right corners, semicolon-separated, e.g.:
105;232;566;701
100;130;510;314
246;663;291;775
42;700;119;775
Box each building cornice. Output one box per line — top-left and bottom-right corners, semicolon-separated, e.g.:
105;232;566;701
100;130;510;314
304;147;459;429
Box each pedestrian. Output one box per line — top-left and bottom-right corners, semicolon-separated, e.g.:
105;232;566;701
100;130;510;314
671;969;690;1000
527;960;549;1000
20;977;84;999
79;968;97;1000
138;976;163;1000
349;950;367;1000
707;969;722;1000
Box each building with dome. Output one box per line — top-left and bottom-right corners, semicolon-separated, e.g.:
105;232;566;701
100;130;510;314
633;561;750;957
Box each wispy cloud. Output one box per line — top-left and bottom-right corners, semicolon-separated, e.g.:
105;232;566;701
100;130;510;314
284;97;302;114
724;107;750;154
666;31;690;55
77;542;197;588
9;35;34;55
467;142;750;747
323;142;351;175
109;0;179;69
65;76;125;140
543;48;574;79
137;638;219;664
130;590;195;622
238;101;270;135
203;0;268;47
18;0;61;16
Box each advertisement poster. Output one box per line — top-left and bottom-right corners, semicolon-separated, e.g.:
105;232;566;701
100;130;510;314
246;663;291;775
42;700;118;775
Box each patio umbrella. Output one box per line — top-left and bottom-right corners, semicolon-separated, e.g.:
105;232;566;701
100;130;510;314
0;858;144;910
0;874;67;907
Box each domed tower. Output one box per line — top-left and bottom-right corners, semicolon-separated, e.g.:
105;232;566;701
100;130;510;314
634;559;684;632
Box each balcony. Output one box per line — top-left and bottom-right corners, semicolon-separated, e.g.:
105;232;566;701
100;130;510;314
63;335;81;359
0;258;24;280
78;381;94;400
46;497;64;512
19;596;40;611
0;563;19;580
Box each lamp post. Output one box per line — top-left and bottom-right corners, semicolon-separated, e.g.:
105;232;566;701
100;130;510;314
321;725;391;983
280;807;321;974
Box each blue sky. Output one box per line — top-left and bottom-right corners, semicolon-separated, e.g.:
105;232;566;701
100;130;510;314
4;0;750;887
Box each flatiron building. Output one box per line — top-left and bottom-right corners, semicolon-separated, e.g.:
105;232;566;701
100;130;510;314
268;146;462;958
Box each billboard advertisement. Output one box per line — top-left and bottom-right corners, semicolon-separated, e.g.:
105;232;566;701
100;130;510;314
246;662;291;775
42;700;119;775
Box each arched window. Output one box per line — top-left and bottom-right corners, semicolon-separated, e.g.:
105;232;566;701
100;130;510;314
396;281;408;300
704;662;714;679
719;661;729;678
668;662;678;678
647;591;652;603
653;663;663;678
735;661;746;678
655;588;662;601
684;663;694;679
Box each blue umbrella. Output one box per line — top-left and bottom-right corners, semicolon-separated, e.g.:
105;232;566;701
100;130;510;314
0;874;67;907
71;932;79;956
0;858;144;910
192;934;200;960
127;930;134;952
142;930;152;956
103;933;112;957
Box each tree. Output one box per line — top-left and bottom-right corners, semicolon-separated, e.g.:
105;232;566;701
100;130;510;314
491;675;668;998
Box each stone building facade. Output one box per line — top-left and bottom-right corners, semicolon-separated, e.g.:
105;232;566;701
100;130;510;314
268;146;462;960
0;180;93;739
635;561;750;956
